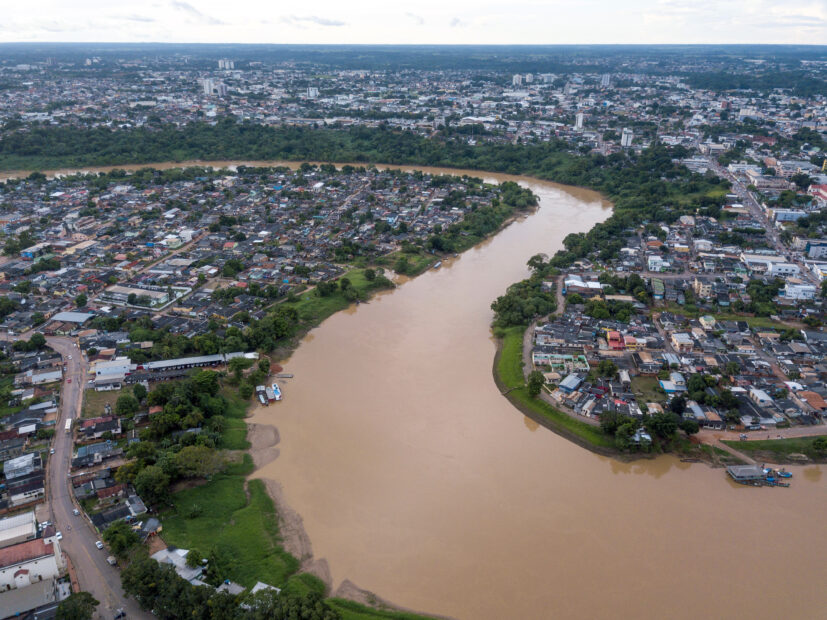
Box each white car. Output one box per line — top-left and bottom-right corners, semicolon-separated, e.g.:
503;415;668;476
95;540;104;549
55;531;63;541
50;448;55;454
73;509;80;516
68;355;72;360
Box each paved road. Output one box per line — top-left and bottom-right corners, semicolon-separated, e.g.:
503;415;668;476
45;336;150;620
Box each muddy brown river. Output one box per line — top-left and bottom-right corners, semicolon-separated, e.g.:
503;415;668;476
7;162;825;618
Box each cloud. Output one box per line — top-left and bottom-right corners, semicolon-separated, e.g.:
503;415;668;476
120;14;157;23
280;15;347;27
450;17;468;27
405;12;424;26
170;1;224;25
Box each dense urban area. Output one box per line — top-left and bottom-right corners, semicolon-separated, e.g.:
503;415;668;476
0;44;826;620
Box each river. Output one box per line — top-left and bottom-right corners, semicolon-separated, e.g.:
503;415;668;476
242;170;827;619
8;161;826;618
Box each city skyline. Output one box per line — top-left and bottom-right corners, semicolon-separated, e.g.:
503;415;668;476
2;0;826;46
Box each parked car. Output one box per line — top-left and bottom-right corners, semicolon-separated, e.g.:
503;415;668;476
55;531;63;541
50;448;55;454
95;540;104;549
114;609;126;619
73;509;80;516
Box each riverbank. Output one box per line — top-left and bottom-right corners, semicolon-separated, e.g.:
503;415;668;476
722;436;827;464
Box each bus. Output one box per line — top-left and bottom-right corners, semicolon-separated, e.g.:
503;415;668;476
65;419;72;433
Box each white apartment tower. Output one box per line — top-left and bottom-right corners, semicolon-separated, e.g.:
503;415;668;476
575;112;584;131
512;74;523;86
601;73;611;87
621;127;634;147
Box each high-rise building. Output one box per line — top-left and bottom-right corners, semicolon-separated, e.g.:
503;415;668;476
512;74;522;86
524;73;533;83
201;78;215;96
307;87;319;98
218;59;234;70
601;73;611;88
575;112;584;131
621;128;634;147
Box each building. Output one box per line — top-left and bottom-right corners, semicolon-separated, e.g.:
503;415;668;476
601;73;611;87
4;453;39;480
512;74;522;86
767;262;800;278
783;282;816;300
0;512;37;549
806;240;827;260
307;87;319;98
621;128;634;147
727;464;765;483
693;278;713;299
671;333;694;353
575;112;584;131
0;538;64;591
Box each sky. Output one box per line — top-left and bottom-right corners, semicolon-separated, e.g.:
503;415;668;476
1;0;826;45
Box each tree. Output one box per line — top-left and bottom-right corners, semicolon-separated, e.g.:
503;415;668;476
669;396;686;415
258;357;271;374
680;418;700;435
115;394;139;417
133;383;147;402
102;520;140;557
186;549;204;568
239;382;254;399
364;268;377;281
648;411;680;438
527;370;545;397
597;360;618;378
134;465;170;505
30;332;46;349
75;293;88;307
175;445;225;478
56;592;99;620
813;437;827;453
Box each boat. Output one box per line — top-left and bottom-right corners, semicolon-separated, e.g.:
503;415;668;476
271;382;283;401
275;373;293;379
432;261;442;269
257;393;267;406
265;387;276;402
777;469;792;479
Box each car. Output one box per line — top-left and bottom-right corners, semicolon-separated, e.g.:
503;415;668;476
68;355;72;360
55;531;63;541
73;509;80;516
95;540;104;549
38;521;52;530
114;609;126;619
67;378;72;383
50;448;55;454
107;556;117;566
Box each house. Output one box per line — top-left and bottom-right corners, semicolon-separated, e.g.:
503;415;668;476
671;333;694;353
150;548;206;585
749;387;774;408
559;374;583;394
0;538;64;591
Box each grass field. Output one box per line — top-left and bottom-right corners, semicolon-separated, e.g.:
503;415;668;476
327;600;436;620
495;326;613;450
288;268;395;327
630;376;667;404
722;436;827;463
159;455;301;589
496;326;526;389
220;388;251;450
81;388;122;418
375;250;437;277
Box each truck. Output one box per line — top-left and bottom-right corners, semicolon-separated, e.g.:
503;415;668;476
65;419;72;434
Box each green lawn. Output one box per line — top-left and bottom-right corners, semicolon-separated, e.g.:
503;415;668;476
496;326;526;389
82;388;122;418
159;455;300;588
220;388;251;450
327;599;436;620
375;250;437;277
287;268;395;327
722;436;827;462
630;376;666;404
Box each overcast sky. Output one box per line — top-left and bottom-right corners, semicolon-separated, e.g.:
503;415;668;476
1;0;825;45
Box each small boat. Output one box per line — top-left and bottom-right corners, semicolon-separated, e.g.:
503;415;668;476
276;373;293;379
432;261;442;269
271;382;283;401
777;470;792;479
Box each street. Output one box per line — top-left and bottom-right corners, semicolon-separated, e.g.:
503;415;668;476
45;336;150;620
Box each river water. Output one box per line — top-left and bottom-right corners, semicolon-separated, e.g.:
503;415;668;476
7;162;825;618
242;170;827;619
